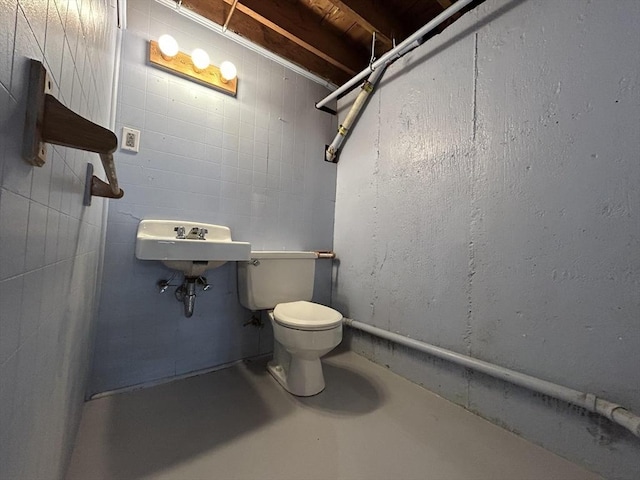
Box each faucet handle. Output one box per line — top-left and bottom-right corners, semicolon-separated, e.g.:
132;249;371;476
174;226;186;238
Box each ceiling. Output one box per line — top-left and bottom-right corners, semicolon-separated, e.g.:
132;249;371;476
175;0;483;87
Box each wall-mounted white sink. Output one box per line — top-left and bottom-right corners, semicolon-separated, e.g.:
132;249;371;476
135;220;250;276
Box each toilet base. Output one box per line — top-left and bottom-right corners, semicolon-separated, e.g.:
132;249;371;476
267;354;326;397
266;312;342;397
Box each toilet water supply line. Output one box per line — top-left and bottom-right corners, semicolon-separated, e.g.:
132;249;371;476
343;318;640;438
325;62;388;162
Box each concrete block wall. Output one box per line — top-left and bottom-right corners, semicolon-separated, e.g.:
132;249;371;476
333;0;640;478
89;0;337;394
0;0;117;478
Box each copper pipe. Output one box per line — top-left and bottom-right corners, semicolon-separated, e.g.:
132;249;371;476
315;251;336;259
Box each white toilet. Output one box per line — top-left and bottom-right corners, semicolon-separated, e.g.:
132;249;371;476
237;251;343;396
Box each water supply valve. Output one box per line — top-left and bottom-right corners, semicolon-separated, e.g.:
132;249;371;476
243;313;264;328
196;276;211;290
157;278;178;293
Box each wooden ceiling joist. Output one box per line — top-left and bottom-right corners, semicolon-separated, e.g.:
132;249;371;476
436;0;453;8
223;0;365;75
181;0;352;84
176;0;478;87
323;0;407;50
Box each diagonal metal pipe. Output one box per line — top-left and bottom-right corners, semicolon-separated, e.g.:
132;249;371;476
315;0;476;110
325;62;389;162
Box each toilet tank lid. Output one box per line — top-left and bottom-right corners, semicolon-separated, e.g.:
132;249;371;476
273;301;343;330
250;251;317;259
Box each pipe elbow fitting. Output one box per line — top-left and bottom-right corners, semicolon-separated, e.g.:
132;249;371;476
326;146;337;163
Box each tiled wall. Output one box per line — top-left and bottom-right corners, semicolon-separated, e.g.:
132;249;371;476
90;0;337;394
333;0;640;478
0;0;117;478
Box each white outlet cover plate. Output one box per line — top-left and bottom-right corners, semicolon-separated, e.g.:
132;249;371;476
121;127;140;152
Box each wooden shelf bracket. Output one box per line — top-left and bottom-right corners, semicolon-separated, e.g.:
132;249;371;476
23;60;124;205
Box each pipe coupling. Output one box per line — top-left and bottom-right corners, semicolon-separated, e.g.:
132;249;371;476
584;393;597;412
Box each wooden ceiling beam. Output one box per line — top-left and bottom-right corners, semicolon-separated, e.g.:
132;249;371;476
434;0;464;29
223;0;366;76
181;0;351;85
323;0;407;50
436;0;453;8
179;0;227;28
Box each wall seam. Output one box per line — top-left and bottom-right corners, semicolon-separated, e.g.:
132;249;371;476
472;32;479;142
375;85;383;329
464;31;480;409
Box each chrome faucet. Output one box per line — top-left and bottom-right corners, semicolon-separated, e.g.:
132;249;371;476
186;227;200;239
174;226;186;239
185;227;208;240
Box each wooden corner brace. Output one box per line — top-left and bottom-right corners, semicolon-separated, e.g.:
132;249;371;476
23;59;124;203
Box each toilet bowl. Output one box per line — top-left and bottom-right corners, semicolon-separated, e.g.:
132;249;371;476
268;301;342;396
237;251;343;396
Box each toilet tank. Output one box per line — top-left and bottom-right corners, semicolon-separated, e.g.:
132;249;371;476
237;251;317;311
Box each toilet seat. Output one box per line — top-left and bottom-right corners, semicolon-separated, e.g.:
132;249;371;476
273;301;343;331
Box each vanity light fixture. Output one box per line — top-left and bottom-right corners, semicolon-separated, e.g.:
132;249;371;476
149;36;237;97
191;48;210;72
158;34;179;60
219;60;237;83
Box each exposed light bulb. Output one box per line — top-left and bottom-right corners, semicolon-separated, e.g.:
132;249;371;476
220;61;237;82
191;48;210;71
158;34;179;59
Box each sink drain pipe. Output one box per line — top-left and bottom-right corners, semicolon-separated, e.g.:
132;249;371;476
344;318;640;438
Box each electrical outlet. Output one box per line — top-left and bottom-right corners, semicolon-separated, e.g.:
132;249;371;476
121;127;140;152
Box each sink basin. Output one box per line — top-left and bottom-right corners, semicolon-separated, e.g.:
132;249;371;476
135;220;250;276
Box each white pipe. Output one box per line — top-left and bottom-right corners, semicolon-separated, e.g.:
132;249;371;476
325;62;388;162
110;1;124;130
316;0;476;110
344;318;640;438
222;0;239;32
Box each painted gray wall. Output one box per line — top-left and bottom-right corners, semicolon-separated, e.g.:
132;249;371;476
333;0;640;478
90;0;337;395
0;0;117;478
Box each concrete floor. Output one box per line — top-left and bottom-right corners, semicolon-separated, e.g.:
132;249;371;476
66;350;600;480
